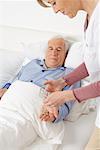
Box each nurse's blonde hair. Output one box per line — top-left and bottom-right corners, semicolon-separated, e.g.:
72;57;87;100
37;0;50;8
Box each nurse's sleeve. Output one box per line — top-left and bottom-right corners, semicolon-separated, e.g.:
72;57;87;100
73;81;100;102
63;62;89;85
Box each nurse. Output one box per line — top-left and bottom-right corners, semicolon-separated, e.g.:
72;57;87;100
37;0;100;134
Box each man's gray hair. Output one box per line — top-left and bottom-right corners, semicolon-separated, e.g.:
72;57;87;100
49;35;70;52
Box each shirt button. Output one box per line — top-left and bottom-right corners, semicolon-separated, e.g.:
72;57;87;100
42;70;45;72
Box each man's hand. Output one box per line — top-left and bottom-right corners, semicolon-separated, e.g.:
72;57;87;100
40;105;59;122
40;111;55;122
0;88;7;100
44;78;67;92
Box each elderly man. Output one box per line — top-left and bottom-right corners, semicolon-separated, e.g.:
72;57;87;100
0;37;80;123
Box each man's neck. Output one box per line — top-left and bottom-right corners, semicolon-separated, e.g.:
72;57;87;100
44;60;61;69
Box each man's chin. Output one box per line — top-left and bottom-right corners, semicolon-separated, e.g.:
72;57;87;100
47;63;59;68
49;59;57;63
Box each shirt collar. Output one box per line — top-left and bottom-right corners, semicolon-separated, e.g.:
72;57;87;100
39;59;65;71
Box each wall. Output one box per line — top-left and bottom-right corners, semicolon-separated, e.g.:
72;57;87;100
0;0;86;38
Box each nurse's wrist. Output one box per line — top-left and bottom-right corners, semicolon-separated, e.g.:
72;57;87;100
63;90;76;102
60;78;68;87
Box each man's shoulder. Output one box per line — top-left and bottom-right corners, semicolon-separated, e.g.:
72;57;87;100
22;58;43;71
30;58;42;63
63;67;74;76
24;58;42;66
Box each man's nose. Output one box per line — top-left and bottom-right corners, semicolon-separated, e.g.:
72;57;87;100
51;50;57;55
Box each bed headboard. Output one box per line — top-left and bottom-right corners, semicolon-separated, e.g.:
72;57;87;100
0;25;83;51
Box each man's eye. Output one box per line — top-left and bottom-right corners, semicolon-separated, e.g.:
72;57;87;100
49;47;53;50
57;48;62;51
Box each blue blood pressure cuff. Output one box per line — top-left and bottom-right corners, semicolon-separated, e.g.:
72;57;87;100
2;83;11;89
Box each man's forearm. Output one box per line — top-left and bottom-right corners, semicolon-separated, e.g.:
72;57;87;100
53;104;69;123
0;88;8;99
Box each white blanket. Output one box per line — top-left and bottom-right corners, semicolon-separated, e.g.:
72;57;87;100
0;81;64;150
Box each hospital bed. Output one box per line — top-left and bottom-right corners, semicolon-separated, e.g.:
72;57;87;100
0;25;97;150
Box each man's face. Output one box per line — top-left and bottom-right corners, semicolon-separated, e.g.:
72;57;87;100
47;0;80;18
45;38;67;68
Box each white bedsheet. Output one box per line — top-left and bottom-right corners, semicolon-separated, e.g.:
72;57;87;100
0;81;96;150
23;111;96;150
0;81;64;150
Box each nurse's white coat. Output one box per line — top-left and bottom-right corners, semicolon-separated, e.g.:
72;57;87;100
83;2;100;128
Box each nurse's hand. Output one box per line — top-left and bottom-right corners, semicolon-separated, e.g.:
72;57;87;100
44;90;76;107
44;78;67;92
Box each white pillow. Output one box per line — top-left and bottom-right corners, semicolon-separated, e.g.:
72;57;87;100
0;49;25;88
21;41;48;60
20;39;73;61
21;40;84;68
65;42;84;68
